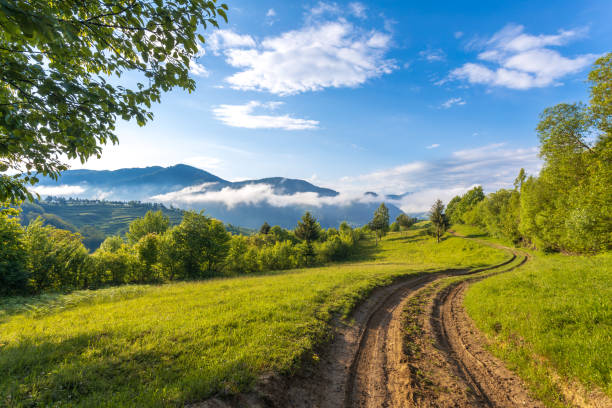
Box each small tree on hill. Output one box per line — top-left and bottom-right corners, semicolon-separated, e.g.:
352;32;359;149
429;199;449;243
369;203;390;245
295;212;321;262
259;222;271;235
396;213;415;234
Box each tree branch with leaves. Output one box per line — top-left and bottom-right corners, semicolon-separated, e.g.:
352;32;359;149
0;0;228;202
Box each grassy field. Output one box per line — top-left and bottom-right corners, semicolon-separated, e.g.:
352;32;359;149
0;226;508;407
458;224;612;406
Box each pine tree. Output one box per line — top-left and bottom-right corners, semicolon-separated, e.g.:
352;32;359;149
295;212;321;243
259;222;271;235
429;199;449;243
295;212;321;263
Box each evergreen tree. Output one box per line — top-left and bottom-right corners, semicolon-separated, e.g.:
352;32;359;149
429;199;449;243
295;212;321;262
259;222;271;235
295;212;321;243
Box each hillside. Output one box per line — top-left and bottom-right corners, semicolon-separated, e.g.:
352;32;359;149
19;199;253;250
35;164;407;229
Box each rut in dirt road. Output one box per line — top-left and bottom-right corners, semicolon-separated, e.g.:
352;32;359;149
345;241;545;408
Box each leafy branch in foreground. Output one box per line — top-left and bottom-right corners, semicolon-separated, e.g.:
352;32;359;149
0;0;228;202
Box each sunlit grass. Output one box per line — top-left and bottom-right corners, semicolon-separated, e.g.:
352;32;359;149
462;225;612;405
0;227;507;407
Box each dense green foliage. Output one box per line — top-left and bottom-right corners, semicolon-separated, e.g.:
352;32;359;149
0;208;364;296
0;207;27;295
126;210;169;244
0;228;508;407
447;54;612;253
463;231;612;402
395;213;417;232
0;0;228;202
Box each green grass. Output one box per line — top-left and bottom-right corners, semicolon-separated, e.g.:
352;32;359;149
0;227;508;407
463;227;612;406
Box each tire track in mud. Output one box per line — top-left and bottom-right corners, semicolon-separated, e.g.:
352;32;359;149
427;249;546;408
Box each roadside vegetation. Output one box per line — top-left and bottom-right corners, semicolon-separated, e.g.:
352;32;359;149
447;53;611;254
0;227;508;407
0;206;367;296
457;223;612;404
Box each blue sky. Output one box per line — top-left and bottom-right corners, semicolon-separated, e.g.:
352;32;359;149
68;0;611;211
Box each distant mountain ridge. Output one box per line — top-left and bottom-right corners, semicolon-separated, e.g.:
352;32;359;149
40;164;339;198
38;164;408;229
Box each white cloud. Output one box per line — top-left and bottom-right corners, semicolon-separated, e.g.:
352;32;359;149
419;48;446;62
265;8;277;25
222;21;395;95
426;143;440;149
308;2;341;18
454;31;464;39
212;101;319;130
349;2;367;18
189;60;209;77
449;24;597;89
334;143;541;212
440;97;466;109
207;29;256;54
32;185;86;196
151;183;381;210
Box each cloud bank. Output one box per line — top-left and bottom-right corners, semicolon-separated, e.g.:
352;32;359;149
449;24;597;89
148;143;541;214
151;183;381;210
338;143;541;212
212;101;319;130
32;185;86;196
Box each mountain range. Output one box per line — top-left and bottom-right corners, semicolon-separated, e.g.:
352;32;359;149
37;164;411;229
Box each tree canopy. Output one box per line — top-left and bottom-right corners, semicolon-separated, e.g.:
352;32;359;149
127;210;169;244
0;0;228;202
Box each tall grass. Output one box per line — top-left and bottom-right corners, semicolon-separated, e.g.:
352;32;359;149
462;225;612;406
0;228;507;407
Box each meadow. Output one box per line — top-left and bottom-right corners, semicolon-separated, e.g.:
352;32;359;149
0;226;508;407
458;224;612;406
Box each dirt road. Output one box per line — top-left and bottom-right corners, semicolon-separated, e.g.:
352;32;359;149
199;239;554;407
344;244;544;408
